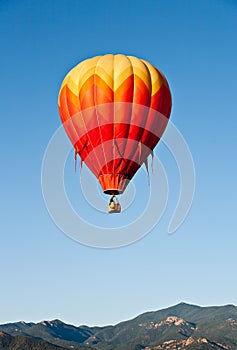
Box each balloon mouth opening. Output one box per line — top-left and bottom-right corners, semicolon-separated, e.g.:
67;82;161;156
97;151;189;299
104;189;123;195
98;174;130;195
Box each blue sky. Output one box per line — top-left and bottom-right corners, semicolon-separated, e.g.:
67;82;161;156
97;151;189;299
1;0;237;326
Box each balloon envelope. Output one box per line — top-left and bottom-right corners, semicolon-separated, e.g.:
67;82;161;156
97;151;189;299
58;54;172;194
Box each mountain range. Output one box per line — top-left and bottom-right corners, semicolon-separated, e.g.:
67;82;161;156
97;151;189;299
1;303;237;350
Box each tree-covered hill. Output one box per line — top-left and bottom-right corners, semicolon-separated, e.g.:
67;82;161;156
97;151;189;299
0;330;67;350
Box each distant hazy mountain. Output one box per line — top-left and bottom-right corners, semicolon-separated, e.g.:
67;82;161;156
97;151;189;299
1;303;237;350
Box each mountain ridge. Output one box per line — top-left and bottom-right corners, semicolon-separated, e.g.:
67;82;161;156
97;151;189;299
2;302;235;329
1;303;237;350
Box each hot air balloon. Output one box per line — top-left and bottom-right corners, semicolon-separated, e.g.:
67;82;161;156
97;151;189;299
58;54;172;213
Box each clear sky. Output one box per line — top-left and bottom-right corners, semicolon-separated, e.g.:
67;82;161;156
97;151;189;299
1;0;237;327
